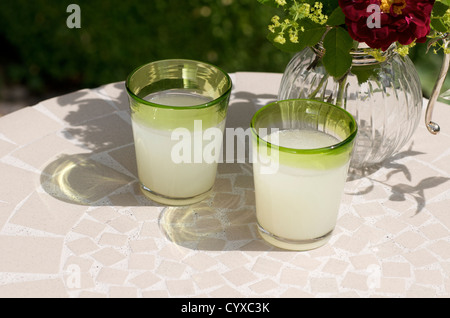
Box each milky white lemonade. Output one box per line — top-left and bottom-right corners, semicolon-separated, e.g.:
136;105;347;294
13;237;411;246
144;89;212;107
132;89;224;204
253;129;350;250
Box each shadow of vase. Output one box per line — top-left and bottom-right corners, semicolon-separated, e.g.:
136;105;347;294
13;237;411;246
346;143;450;214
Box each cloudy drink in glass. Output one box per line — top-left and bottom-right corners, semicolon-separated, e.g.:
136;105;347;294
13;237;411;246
127;60;232;206
132;89;225;201
251;99;357;251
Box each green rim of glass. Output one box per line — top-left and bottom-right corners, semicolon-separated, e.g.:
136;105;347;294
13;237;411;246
250;99;358;154
125;59;233;110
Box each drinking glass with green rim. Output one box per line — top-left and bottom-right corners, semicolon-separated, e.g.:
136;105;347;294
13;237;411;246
251;99;358;251
126;59;232;206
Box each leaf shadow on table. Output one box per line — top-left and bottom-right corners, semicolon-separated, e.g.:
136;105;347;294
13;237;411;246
346;143;450;215
40;86;285;251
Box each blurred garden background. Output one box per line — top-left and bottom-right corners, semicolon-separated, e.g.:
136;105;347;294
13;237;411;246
0;0;448;116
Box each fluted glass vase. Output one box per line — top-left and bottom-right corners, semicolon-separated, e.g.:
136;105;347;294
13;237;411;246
278;45;423;171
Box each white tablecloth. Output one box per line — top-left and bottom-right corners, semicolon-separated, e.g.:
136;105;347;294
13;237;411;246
0;72;450;298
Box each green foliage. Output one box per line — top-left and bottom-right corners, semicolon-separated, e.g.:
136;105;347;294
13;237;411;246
431;0;450;33
262;0;355;78
0;0;291;92
326;6;345;26
437;0;450;6
322;27;353;79
256;0;282;8
267;19;327;53
0;0;447;101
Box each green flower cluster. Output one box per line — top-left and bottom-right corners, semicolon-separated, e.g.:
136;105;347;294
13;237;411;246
268;1;328;45
258;0;353;79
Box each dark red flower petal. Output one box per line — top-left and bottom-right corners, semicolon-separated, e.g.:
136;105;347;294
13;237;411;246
338;0;435;50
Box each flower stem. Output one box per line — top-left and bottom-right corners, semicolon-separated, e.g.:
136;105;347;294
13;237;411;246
307;73;329;100
336;72;349;108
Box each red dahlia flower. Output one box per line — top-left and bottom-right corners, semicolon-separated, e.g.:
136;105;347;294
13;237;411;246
338;0;435;51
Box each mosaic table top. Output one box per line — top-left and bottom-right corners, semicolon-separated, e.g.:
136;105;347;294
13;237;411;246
1;72;450;298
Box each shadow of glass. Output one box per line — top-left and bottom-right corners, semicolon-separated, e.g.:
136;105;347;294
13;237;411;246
39;85;284;250
158;177;279;252
40;154;138;206
39;84;159;207
157;161;287;252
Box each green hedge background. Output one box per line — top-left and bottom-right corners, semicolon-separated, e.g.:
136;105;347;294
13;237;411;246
0;0;448;102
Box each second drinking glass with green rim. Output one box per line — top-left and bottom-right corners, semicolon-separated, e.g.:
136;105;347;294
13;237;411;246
251;99;358;251
126;59;232;206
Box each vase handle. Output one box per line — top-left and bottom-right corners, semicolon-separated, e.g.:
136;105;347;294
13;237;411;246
426;40;450;135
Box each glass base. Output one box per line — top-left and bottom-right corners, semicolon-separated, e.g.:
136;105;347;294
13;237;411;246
140;184;211;206
257;223;333;251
